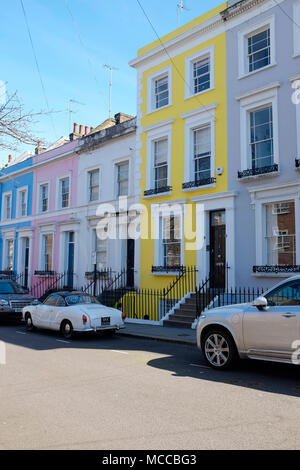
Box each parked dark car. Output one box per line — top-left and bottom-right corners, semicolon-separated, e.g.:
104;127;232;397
0;278;38;323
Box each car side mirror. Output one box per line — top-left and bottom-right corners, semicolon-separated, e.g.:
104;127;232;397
252;296;268;310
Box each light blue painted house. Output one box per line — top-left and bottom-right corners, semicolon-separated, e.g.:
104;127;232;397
0;152;34;287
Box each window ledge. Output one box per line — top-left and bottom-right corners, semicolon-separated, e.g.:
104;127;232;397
184;87;215;101
238;62;277;80
149;272;181;277
182;184;216;193
252;272;295;278
238;165;279;181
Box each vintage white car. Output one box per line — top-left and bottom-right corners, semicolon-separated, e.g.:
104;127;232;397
22;291;126;339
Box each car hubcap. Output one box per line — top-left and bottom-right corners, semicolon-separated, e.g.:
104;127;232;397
65;324;71;334
27;317;32;326
205;334;230;367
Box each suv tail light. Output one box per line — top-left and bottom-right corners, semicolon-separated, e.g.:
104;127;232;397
122;313;126;321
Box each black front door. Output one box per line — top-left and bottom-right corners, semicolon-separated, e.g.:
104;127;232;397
24;238;29;288
210;211;226;289
127;239;135;288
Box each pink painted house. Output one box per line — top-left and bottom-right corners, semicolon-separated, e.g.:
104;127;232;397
30;138;80;294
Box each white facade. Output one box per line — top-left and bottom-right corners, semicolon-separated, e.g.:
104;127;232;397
75;119;140;289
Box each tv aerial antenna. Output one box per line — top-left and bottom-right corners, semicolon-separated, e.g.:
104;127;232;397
103;64;118;119
177;1;190;26
69;99;85;133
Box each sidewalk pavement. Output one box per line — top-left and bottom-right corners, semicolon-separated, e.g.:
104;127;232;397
118;322;197;346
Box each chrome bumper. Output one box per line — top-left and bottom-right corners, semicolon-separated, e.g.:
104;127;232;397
74;324;125;333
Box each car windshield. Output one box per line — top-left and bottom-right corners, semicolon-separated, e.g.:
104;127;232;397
0;281;28;294
65;294;100;306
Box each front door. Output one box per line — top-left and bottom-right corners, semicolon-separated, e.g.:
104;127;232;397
127;238;135;288
66;232;75;288
210;211;226;289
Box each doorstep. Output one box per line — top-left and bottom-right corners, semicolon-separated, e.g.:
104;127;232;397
117;323;197;345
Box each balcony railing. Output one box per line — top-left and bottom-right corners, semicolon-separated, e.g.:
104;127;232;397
182;177;216;190
144;186;172;197
253;265;300;274
296;159;300;168
152;265;185;273
238;164;278;179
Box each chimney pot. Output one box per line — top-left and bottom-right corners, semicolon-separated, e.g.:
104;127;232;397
8;154;12;163
74;123;78;134
79;124;83;135
85;126;89;136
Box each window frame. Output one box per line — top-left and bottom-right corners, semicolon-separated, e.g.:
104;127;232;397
39;233;54;272
38;181;50;214
115;161;129;198
5;238;14;271
16;186;28;218
185;45;214;100
237;83;279;174
147;65;172;114
2;191;12;221
181;105;216;190
57;175;71;210
145;121;172;196
87;167;100;203
238;16;276;79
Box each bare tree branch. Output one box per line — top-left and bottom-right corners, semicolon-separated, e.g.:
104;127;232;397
0;91;48;152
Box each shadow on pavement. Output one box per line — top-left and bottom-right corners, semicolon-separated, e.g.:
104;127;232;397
1;323;300;398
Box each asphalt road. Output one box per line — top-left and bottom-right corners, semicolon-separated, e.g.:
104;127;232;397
0;324;299;450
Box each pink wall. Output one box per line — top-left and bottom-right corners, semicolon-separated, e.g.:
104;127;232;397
31;140;79;275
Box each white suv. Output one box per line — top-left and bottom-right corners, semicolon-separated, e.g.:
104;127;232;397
197;276;300;370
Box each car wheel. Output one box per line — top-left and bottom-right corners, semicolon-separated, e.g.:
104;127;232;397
25;313;35;332
202;329;237;370
60;320;73;339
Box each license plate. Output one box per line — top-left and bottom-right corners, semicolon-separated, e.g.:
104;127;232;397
101;317;110;326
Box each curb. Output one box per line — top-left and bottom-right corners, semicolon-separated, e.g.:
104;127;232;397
117;330;197;346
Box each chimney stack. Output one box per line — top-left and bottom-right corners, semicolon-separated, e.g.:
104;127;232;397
79;124;84;135
85;126;89;136
69;122;80;141
8;154;12;164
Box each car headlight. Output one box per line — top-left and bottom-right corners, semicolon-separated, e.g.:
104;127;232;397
0;299;9;306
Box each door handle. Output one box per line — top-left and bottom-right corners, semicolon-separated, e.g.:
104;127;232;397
282;313;296;318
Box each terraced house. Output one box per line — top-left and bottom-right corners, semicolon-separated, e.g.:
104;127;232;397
130;2;232;298
0;152;34;287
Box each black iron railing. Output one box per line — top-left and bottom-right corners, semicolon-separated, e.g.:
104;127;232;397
144;186;172;197
182;177;216;190
238;164;278;179
195;277;264;317
296;159;300;168
253;265;300;274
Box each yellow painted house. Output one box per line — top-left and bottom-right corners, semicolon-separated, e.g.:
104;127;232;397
130;1;237;295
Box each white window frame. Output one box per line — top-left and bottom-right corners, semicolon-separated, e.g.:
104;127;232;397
152;203;185;273
185;45;214;100
4;239;14;271
145;121;172;195
37;181;50;214
16;186;28;218
92;228;107;270
238;16;276;79
2;191;12;221
56;175;71;210
181;104;216;189
115;160;129;198
294;1;300;57
237;83;279;173
250;183;300;275
39;232;54;272
147;65;172;114
87;167;100;203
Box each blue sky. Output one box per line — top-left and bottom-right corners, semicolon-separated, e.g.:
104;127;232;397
0;0;223;166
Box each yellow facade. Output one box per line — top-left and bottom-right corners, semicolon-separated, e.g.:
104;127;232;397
136;3;228;290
